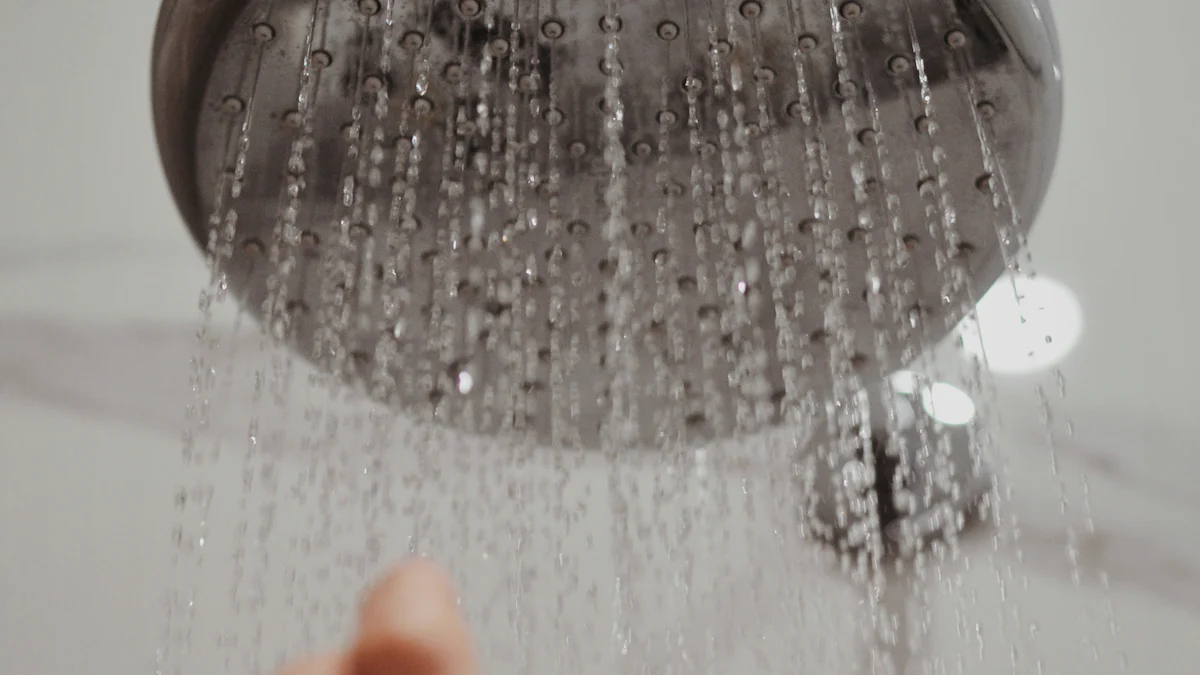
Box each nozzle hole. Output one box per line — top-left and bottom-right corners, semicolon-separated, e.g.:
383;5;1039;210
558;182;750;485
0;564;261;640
739;1;764;20
541;19;565;40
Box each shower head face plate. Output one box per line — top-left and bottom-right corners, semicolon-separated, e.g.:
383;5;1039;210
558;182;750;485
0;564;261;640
153;0;1062;449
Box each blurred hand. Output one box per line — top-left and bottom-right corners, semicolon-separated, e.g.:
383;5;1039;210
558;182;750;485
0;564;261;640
275;559;477;675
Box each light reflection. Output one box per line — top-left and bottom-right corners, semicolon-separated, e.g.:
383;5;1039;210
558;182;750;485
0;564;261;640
959;273;1083;375
921;382;977;426
889;371;976;426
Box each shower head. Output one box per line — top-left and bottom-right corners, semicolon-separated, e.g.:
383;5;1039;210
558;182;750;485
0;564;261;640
152;0;1062;449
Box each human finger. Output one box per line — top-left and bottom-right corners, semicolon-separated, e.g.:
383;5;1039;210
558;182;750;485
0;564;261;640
274;651;347;675
348;559;477;675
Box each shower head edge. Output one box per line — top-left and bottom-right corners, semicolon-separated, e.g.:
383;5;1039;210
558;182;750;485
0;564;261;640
152;0;248;257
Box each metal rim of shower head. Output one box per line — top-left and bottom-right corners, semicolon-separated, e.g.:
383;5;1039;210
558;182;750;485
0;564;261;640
152;0;1063;451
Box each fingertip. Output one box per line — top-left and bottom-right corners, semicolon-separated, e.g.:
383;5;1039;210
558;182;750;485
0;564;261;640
274;650;347;675
350;559;476;675
365;558;458;609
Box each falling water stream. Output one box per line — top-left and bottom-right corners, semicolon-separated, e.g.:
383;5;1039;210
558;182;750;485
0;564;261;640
155;1;1121;674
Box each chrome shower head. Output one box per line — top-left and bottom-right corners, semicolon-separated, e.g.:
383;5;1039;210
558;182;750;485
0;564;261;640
152;0;1062;449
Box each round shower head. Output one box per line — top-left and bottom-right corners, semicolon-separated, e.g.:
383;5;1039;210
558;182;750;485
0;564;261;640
152;0;1062;449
